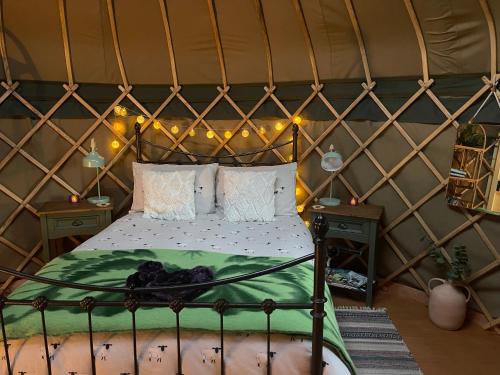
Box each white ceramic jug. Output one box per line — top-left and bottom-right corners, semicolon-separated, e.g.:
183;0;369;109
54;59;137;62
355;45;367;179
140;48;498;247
428;278;470;330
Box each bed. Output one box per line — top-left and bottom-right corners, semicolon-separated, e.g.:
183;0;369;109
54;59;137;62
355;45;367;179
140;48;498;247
0;123;354;375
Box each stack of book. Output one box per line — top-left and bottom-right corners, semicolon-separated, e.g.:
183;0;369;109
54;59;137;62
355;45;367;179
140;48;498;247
450;168;467;179
325;268;372;292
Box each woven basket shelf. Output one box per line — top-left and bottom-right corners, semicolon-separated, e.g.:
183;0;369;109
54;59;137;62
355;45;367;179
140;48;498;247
446;124;487;210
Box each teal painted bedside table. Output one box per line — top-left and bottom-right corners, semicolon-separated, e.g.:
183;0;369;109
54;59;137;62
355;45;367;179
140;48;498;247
309;203;383;307
39;200;113;262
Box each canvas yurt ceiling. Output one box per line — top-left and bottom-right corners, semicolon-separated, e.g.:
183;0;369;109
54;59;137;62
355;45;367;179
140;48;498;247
1;0;499;85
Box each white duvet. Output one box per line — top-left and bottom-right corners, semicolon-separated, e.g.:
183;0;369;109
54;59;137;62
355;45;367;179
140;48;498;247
76;211;314;258
1;213;351;375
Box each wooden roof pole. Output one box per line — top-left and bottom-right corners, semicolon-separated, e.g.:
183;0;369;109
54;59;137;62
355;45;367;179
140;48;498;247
478;0;498;83
0;0;11;85
254;0;273;88
292;0;319;87
207;0;228;89
158;0;179;89
403;0;430;83
106;0;129;88
58;0;74;86
344;0;372;86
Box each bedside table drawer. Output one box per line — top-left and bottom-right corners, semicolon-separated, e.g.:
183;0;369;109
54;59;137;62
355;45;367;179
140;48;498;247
326;218;370;242
330;219;365;233
47;214;106;238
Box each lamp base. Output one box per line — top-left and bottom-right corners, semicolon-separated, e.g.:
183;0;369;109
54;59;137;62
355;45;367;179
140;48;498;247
87;196;110;205
319;197;341;206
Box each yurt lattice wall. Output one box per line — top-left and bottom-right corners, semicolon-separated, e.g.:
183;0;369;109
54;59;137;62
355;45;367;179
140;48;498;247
0;0;499;333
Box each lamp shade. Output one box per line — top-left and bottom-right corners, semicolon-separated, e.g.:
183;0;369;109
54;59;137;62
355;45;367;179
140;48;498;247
83;139;105;168
82;150;104;168
321;147;343;172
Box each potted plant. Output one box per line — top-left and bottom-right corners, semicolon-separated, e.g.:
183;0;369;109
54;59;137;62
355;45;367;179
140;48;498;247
428;245;471;330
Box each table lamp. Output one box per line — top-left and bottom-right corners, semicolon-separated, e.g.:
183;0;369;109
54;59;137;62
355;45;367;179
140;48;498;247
319;144;344;206
82;139;109;205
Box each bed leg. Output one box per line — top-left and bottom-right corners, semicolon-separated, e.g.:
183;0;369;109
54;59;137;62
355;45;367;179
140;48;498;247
125;296;140;375
311;214;328;375
33;297;52;375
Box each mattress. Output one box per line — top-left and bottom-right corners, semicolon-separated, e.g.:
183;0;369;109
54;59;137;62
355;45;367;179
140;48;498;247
1;213;352;375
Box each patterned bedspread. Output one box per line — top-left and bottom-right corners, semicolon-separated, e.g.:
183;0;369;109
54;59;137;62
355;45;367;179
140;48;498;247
1;248;355;374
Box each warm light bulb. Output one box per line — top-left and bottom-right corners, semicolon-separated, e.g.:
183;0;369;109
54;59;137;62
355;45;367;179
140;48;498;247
189;129;196;137
206;130;215;139
120;107;128;117
242;129;250;138
136;115;145;124
224;131;232;139
171;125;179;134
295;187;302;196
275;122;284;131
153;120;161;130
293;115;302;125
296;204;304;213
304;220;311;228
111;140;120;149
288;155;294;162
113;121;126;135
114;105;122;115
259;126;266;135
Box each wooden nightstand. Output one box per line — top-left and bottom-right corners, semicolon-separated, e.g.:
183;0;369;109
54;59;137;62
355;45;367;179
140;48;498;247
309;203;383;307
39;200;113;262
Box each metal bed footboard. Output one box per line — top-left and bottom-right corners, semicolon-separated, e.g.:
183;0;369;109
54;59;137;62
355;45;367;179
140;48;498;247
0;215;329;375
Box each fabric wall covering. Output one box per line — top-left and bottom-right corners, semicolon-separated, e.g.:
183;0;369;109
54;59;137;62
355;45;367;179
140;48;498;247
1;77;499;123
0;0;499;333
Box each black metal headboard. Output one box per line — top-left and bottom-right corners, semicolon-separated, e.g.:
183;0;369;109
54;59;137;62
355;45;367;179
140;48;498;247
134;123;299;166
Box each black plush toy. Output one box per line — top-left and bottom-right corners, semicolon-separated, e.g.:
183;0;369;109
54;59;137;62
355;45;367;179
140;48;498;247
126;261;214;302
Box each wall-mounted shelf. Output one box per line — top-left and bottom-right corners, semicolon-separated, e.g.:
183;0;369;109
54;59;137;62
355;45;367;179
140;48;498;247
446;127;487;210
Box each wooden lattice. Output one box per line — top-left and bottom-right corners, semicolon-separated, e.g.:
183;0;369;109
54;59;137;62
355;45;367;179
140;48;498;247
0;0;498;332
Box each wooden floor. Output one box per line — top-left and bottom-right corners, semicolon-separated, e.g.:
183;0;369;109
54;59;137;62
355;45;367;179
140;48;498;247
334;285;500;375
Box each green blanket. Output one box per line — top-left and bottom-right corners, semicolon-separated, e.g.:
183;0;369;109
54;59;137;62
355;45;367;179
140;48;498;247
4;249;354;372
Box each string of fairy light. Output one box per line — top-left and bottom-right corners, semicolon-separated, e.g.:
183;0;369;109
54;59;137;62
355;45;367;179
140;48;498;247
109;105;303;150
109;105;308;218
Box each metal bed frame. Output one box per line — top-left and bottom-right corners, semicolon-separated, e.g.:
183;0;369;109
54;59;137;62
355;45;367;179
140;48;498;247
0;123;331;375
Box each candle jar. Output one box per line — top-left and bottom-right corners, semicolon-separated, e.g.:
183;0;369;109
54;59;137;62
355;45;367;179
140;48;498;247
349;196;359;206
69;194;80;204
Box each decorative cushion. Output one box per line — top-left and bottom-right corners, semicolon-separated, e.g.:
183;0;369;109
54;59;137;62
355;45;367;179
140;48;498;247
142;170;196;221
222;170;277;222
132;162;218;214
216;163;297;215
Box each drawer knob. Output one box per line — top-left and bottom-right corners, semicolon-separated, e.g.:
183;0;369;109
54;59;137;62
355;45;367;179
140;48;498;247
72;219;83;227
337;223;348;230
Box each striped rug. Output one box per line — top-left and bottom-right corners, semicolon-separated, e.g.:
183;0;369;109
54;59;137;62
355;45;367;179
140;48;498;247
336;307;423;375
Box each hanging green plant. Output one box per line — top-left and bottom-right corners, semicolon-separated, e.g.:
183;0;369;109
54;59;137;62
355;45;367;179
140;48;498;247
457;123;485;148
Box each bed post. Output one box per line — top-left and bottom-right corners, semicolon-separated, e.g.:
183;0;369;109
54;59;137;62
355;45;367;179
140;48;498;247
311;213;328;375
135;123;142;163
292;123;298;162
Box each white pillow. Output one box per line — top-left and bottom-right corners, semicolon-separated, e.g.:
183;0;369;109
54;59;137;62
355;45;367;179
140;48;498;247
142;170;196;221
216;163;297;215
222;170;277;222
132;162;218;214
